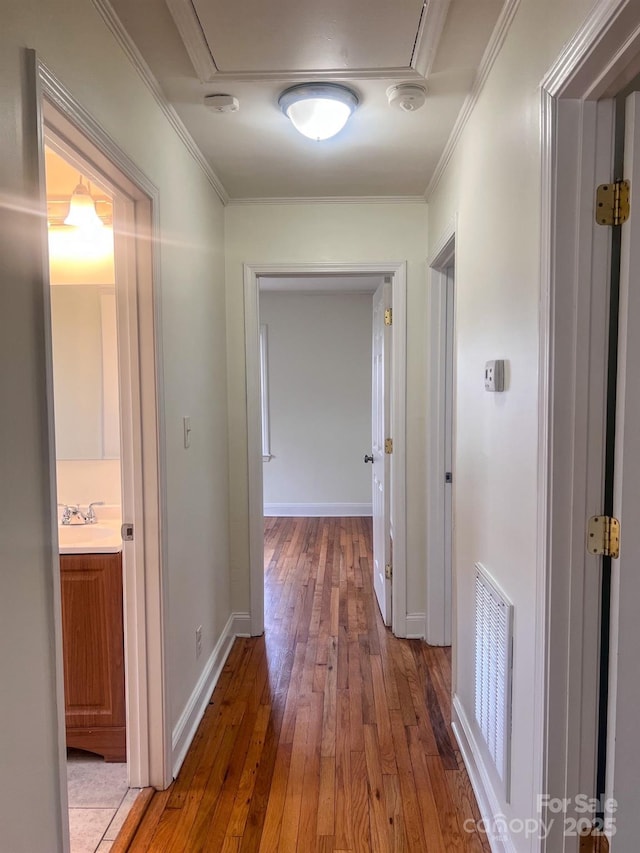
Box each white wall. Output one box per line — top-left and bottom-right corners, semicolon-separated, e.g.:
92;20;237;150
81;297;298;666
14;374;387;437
260;291;372;514
56;460;122;507
224;202;428;617
0;2;230;849
426;0;595;846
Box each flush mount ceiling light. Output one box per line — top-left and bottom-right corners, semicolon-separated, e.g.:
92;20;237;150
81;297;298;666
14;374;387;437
64;177;103;230
278;83;359;141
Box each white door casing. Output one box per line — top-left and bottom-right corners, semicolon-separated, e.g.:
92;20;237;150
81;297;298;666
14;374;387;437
36;58;169;804
426;225;456;647
539;3;640;846
605;90;640;850
372;280;391;625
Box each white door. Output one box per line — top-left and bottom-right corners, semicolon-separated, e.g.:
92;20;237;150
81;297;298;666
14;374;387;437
443;265;454;645
371;281;391;625
605;91;640;849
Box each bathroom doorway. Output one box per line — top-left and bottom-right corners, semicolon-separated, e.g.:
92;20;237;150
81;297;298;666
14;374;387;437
38;76;167;851
45;137;133;850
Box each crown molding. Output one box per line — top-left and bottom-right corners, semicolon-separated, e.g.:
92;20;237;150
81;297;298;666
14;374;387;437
424;0;521;200
226;195;428;206
542;0;638;98
411;0;452;78
91;0;229;204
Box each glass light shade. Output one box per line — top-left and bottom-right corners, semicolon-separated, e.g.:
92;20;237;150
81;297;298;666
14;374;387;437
279;84;358;141
64;182;103;230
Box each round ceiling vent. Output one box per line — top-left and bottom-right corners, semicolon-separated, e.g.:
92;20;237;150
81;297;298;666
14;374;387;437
386;84;427;112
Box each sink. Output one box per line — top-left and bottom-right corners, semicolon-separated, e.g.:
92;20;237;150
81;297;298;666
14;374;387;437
58;523;121;553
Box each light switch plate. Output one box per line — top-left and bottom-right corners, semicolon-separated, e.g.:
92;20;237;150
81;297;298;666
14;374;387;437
485;360;505;392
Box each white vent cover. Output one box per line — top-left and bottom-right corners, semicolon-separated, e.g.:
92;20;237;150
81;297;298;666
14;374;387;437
474;563;513;799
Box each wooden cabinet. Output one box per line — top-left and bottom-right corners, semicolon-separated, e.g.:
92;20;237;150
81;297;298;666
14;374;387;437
60;552;126;762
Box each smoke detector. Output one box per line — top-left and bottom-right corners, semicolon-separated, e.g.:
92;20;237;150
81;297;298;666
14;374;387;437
386;84;427;112
204;94;239;113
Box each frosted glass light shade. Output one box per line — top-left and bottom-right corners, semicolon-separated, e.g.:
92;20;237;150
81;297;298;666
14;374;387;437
279;84;358;141
64;182;103;230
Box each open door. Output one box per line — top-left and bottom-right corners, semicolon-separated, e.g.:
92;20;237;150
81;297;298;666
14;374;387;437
604;90;640;849
371;280;391;625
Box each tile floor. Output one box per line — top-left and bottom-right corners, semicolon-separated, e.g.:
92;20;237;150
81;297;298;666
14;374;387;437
67;750;140;853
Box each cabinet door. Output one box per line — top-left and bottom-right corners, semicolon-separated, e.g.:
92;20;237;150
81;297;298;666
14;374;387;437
60;553;125;731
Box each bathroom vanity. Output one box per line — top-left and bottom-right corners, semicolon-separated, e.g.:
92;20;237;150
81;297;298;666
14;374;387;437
59;526;125;762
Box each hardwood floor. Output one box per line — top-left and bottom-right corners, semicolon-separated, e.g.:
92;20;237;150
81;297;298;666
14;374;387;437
128;517;489;852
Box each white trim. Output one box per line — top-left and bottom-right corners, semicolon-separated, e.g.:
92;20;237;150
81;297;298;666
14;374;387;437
411;0;451;79
30;54;71;853
426;220;456;646
227;196;428;206
187;67;425;84
405;612;426;639
244;262;408;638
542;0;640;98
232;612;252;638
425;0;521;199
90;0;228;204
165;0;217;82
259;324;271;459
539;1;640;844
263;502;373;517
37;60;170;790
171;613;236;777
452;696;515;853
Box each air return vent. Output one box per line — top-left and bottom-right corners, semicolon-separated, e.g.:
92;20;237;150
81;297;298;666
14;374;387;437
474;563;513;799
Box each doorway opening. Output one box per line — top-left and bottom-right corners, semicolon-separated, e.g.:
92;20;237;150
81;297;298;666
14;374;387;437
44;136;132;848
244;263;408;638
35;61;168;851
427;229;455;647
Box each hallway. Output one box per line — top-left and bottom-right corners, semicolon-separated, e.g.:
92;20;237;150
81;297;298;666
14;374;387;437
127;517;488;851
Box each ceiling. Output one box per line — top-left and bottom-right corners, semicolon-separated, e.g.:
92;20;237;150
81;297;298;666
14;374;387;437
109;0;505;200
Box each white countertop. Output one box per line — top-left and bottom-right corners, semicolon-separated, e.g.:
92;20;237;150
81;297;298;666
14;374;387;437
58;509;122;554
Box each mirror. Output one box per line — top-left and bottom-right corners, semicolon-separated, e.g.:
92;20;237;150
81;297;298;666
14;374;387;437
50;284;120;460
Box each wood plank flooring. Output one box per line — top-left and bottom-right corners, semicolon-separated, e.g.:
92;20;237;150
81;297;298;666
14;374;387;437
128;517;489;852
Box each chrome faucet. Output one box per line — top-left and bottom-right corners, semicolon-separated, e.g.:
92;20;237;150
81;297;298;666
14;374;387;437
59;501;104;525
85;501;104;524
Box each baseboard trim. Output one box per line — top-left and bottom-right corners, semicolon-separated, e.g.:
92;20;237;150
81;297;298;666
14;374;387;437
263;502;372;517
171;613;237;777
405;612;426;639
452;695;514;853
232;611;252;637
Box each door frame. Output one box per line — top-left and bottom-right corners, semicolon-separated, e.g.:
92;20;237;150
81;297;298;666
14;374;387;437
244;261;408;637
32;55;170;801
540;2;640;845
426;220;456;647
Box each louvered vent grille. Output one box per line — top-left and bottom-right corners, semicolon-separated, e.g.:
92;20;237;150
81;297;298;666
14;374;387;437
474;564;513;798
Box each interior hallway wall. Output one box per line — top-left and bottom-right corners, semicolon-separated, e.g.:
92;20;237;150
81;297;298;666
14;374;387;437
260;290;372;514
224;201;429;623
426;0;596;846
0;2;230;849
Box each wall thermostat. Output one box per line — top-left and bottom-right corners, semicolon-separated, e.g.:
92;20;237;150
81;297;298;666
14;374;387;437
485;360;505;392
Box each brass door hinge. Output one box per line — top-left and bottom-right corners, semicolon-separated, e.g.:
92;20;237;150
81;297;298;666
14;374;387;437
384;308;392;326
596;179;630;226
587;515;620;559
385;438;393;454
385;563;392;580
